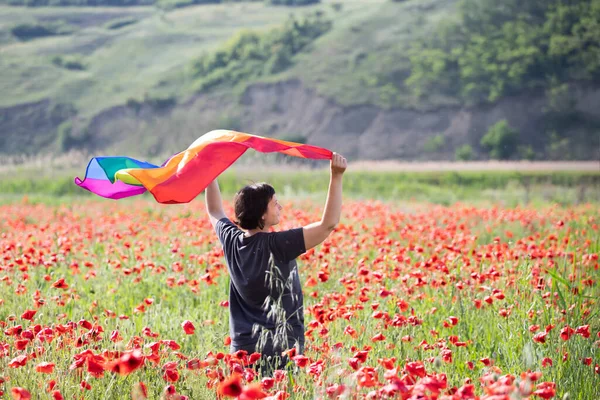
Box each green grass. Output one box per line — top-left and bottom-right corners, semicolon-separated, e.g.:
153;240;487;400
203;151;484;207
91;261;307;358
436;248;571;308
0;2;327;113
1;168;599;207
0;0;457;116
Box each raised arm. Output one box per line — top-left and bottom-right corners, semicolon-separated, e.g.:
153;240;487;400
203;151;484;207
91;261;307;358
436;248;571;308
302;152;347;250
205;179;227;227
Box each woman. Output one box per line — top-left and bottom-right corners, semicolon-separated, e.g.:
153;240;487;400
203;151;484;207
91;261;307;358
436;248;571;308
205;153;347;375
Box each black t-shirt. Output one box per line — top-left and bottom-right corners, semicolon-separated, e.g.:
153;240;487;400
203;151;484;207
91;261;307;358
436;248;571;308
215;218;306;354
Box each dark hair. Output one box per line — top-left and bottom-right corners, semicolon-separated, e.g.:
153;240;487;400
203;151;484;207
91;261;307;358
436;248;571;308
234;182;275;230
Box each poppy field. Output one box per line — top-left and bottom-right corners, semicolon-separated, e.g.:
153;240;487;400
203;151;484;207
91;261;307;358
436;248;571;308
0;197;598;399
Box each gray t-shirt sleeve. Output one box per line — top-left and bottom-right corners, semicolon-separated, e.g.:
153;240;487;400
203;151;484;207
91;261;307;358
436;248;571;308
270;227;306;263
215;217;240;247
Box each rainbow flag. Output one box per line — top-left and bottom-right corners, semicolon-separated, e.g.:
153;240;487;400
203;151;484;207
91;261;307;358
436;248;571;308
75;130;332;204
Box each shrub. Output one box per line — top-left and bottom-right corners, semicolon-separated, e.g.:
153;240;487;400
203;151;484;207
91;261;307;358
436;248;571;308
423;134;445;153
267;0;319;5
11;21;73;41
480;120;518;160
52;55;86;71
455;144;473;161
104;17;138;30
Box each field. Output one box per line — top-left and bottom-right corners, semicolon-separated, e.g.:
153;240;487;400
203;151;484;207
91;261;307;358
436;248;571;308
0;167;599;399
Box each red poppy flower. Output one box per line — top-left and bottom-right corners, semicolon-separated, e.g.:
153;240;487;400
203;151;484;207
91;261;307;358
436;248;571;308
533;332;548;343
541;357;553;367
480;358;492;366
20;310;36;321
11;387;31;400
292;355;309;368
326;384;346;398
575;325;590;338
52;391;64;400
272;370;287;383
371;333;386;342
533;382;555;399
14;339;28;351
51;278;69;289
35;362;55;374
239;383;267;400
46;380;57;392
181;320;195;335
261;377;274;391
9;355;28;368
87;358;105;378
106;350;144;376
343;325;358;338
405;361;426;378
163;368;180;383
131;382;148;400
560;326;574;341
218;373;243;397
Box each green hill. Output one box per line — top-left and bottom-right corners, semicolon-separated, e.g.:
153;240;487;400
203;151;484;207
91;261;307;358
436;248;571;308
0;0;598;161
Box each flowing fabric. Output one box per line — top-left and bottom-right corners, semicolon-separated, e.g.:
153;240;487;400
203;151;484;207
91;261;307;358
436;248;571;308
75;130;332;204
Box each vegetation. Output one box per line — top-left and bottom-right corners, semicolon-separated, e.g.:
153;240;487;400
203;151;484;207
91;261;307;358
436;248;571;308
480;120;519;160
1;0;599;160
0;197;597;398
55;120;90;151
190;12;331;92
1;169;598;206
51;55;86;71
267;0;318;5
406;0;600;104
423;134;445;153
104;17;138;30
1;0;153;5
125;94;177;113
10;21;73;40
455;144;474;161
0;0;318;7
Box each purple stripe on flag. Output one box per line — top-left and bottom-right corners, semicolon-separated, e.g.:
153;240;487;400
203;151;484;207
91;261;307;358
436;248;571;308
74;177;147;200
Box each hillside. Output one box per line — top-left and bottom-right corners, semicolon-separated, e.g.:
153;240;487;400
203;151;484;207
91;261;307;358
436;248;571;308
0;0;598;161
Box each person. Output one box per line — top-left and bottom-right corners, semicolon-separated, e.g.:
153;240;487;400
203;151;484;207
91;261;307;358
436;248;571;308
204;152;347;375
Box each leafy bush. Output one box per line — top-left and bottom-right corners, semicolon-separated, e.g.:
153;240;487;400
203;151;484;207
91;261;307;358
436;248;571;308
455;144;473;161
217;114;242;131
52;55;86;71
480;120;518;160
519;145;536;161
279;134;306;144
190;12;331;92
267;0;319;5
126;94;176;113
55;120;89;151
56;120;74;152
423;134;445;153
143;94;176;111
11;21;73;40
104;17;138;30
